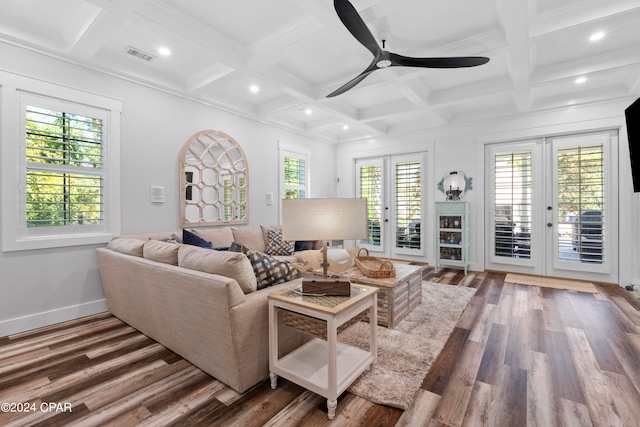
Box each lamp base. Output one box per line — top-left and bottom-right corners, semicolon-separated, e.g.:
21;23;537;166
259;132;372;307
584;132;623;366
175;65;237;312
302;277;351;296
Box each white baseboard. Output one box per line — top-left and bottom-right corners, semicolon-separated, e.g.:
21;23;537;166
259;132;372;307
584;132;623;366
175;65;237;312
0;299;108;337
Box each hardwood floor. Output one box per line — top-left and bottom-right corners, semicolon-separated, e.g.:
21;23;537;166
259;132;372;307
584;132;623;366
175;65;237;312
1;268;639;426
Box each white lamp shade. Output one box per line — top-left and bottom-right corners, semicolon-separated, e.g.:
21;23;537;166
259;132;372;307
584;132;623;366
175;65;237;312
282;198;368;241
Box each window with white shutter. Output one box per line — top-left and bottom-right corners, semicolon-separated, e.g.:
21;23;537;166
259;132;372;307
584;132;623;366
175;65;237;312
493;151;532;259
1;76;121;251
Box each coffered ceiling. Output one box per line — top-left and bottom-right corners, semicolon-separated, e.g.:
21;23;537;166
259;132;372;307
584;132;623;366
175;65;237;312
1;0;639;143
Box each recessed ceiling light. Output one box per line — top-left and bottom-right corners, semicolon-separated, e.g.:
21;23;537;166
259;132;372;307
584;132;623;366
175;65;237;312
158;46;171;56
589;31;605;42
304;108;313;115
249;85;260;93
342;124;349;130
575;76;587;84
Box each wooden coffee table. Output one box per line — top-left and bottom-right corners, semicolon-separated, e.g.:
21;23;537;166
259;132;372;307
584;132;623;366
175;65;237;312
342;263;425;328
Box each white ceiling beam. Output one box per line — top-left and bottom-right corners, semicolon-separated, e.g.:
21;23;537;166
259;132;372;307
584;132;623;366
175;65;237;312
628;75;640;97
359;99;415;122
258;97;307;117
494;0;532;112
532;84;630;110
531;45;640;85
248;15;324;64
531;0;640;38
429;76;513;107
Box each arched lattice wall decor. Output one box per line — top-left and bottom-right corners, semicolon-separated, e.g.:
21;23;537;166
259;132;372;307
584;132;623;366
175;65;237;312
179;130;249;226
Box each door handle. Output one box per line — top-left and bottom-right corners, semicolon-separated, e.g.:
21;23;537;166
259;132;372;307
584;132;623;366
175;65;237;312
547;223;553;227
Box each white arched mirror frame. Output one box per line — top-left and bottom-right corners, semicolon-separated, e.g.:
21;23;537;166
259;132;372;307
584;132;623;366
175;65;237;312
179;130;249;226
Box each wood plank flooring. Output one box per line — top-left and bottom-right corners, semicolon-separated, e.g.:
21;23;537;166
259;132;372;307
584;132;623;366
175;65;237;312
1;268;639;426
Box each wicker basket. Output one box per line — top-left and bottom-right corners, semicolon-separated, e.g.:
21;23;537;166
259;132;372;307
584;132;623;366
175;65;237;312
355;248;396;278
281;309;367;340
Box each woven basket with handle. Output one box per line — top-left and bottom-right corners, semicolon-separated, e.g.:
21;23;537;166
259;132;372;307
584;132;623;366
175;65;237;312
355;248;396;278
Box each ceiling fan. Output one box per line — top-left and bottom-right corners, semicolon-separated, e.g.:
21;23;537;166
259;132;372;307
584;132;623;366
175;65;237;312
327;0;490;97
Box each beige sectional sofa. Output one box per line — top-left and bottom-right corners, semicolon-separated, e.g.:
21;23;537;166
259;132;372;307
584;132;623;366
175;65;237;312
96;225;318;393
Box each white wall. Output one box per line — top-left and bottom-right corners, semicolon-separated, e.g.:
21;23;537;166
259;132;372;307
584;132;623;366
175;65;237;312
338;99;638;286
0;43;336;336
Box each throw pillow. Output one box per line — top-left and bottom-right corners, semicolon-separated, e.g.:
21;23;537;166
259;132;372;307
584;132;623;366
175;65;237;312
182;229;213;249
160;233;182;244
265;229;295;256
229;242;299;289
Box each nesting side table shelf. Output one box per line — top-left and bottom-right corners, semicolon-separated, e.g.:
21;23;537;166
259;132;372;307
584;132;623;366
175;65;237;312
435;201;470;274
268;284;377;420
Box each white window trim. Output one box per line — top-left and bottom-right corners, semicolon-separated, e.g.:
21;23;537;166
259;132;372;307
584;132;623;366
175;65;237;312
1;72;122;251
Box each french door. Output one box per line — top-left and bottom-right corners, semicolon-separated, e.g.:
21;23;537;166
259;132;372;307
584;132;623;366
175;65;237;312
486;131;618;282
356;153;426;260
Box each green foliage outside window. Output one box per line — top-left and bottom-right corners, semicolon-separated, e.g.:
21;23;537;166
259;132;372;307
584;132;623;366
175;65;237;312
283;156;305;199
25;107;104;227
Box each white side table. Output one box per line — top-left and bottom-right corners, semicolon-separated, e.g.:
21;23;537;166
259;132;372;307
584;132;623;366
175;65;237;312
268;284;377;420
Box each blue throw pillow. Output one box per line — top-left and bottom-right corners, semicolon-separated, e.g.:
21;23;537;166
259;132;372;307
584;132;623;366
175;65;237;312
182;229;213;249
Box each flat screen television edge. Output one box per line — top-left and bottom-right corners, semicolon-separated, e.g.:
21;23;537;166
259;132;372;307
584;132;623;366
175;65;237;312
624;96;640;193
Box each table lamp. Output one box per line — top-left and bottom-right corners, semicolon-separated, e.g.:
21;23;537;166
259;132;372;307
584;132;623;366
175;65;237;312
282;198;367;295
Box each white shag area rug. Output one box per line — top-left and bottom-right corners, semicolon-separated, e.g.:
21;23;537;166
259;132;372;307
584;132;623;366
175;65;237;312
338;281;476;410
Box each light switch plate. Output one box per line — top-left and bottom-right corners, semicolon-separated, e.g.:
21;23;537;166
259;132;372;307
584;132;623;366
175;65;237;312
151;186;165;203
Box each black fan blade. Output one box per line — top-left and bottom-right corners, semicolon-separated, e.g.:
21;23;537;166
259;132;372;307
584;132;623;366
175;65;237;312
334;0;381;57
327;67;377;98
390;53;490;68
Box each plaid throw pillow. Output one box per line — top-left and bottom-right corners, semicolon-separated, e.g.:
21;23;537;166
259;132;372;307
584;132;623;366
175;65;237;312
230;242;299;289
265;229;295;256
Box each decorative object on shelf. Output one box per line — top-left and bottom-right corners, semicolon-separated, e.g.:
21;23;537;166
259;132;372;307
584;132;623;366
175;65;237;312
355;248;396;278
437;170;472;200
282;198;368;296
179;130;248;227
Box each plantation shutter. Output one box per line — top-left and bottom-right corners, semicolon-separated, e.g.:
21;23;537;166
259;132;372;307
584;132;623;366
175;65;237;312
283;156;306;199
357;162;383;246
493;151;532;259
25;106;104;228
395;161;421;249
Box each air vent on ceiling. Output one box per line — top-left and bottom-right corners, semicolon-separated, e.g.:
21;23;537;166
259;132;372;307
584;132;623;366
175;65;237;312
125;46;156;62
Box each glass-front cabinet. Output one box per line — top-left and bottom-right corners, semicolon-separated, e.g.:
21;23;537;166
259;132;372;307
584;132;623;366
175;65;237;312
435;202;469;274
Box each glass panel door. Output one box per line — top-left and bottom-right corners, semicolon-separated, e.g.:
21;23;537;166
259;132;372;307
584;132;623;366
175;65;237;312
548;131;616;280
356;154;426;259
487;140;543;274
486;131;618;282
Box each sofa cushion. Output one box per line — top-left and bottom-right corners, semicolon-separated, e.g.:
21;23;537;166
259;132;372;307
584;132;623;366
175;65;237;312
230;242;299;289
178;245;257;294
265;229;294;256
143;239;180;265
183;229;213;249
107;238;144;257
191;227;235;248
232;226;267;252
